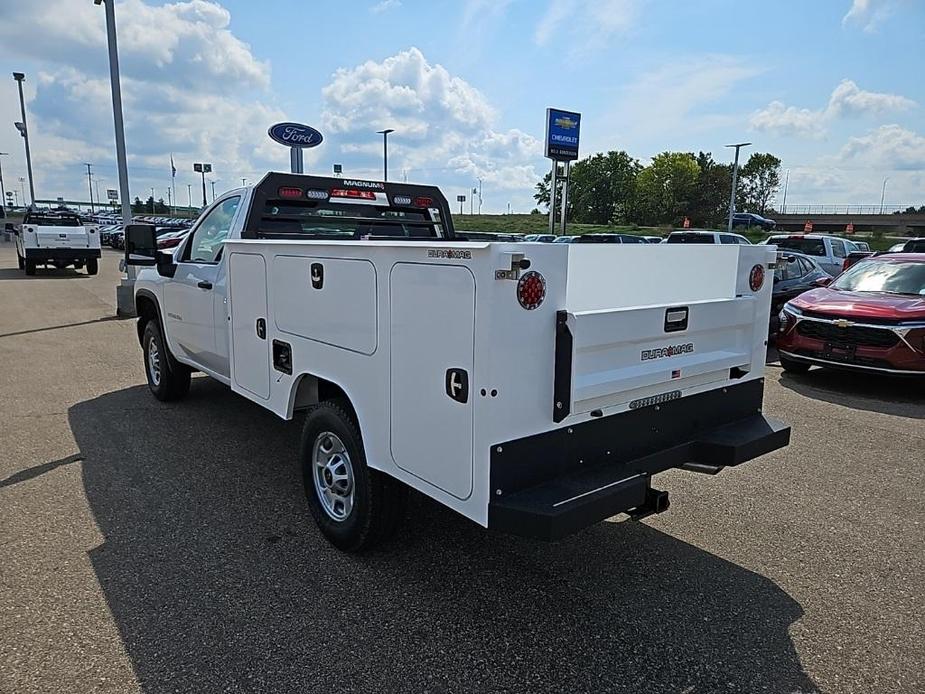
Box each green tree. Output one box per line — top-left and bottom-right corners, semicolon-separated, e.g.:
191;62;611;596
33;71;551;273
533;164;566;220
131;196;144;213
634;152;701;226
738;153;781;215
688;152;732;227
568;150;641;224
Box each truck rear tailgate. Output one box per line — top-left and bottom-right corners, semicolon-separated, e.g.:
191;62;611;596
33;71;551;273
558;297;756;418
35;227;91;248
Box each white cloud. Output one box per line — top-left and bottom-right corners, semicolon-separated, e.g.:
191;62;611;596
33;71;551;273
321;47;542;195
535;0;640;55
0;0;286;204
370;0;401;14
749;79;916;138
842;0;896;32
749;101;828;139
837;124;925;170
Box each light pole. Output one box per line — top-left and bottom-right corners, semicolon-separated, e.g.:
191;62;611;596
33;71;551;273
241;177;246;187
781;168;790;213
477;177;482;214
879;177;890;214
377;128;394;181
95;0;135;314
19;177;26;207
0;152;8;208
150;186;156;213
210;180;217;202
725;141;751;233
12;72;36;206
85;163;94;213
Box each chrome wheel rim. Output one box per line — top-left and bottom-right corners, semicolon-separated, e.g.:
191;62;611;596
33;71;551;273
312;432;354;521
147;336;161;387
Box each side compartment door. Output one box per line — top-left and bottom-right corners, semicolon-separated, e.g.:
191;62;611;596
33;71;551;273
229;252;270;400
389;263;475;500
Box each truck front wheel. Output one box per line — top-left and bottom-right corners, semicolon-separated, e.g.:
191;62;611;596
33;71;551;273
17;253;24;270
301;399;406;552
24;259;36;276
86;258;99;275
142;320;190;401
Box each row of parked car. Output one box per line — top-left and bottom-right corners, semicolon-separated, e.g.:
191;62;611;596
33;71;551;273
94;216;192;250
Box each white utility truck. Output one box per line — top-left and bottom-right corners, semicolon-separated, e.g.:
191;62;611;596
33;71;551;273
8;209;101;275
125;173;790;551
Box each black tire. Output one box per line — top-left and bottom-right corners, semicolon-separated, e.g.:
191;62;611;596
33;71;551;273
86;257;99;275
301;399;406;552
24;259;36;276
142;319;190;401
780;356;811;374
17;253;24;270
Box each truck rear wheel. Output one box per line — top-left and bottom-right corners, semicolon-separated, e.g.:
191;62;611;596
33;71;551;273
300;399;406;552
142;320;190;401
86;258;99;275
24;259;36;276
17;253;24;270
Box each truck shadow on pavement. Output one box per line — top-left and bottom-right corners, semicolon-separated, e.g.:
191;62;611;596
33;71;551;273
0;267;91;280
70;379;818;694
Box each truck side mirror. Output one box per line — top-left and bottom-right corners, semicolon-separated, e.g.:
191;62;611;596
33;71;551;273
125;223;158;266
813;277;832;288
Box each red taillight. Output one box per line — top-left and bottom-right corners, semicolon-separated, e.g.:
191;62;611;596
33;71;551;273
749;264;765;292
414;196;433;208
842;258;850;272
517;271;546;310
278;186;303;199
330;188;376;200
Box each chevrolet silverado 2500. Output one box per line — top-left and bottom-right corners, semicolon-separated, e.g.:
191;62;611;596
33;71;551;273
125;172;790;551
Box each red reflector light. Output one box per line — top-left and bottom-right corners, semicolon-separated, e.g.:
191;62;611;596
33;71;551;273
330;188;376;200
414;196;433;208
749;264;765;292
517;271;546;310
278;187;303;199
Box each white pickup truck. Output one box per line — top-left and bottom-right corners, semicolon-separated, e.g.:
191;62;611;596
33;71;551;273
8;210;101;275
125;172;789;551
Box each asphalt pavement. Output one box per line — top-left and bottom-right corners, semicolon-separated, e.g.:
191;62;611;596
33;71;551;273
0;244;922;693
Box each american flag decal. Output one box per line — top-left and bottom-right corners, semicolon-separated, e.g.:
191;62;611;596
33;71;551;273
671;369;681;379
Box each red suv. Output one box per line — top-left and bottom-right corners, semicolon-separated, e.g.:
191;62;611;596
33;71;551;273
777;254;925;376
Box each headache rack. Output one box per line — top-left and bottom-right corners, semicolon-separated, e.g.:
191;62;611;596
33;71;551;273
241;172;457;240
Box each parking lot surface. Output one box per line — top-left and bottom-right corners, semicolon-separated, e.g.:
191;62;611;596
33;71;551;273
0;245;922;693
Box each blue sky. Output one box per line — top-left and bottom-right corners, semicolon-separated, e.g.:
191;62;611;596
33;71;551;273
0;0;922;213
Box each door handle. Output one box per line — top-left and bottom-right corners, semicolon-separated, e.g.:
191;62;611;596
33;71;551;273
445;368;469;403
197;280;213;290
256;318;266;340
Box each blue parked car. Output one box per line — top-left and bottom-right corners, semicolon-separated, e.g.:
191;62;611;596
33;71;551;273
732;212;776;231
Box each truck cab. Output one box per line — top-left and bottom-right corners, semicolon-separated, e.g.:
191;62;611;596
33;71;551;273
11;209;101;275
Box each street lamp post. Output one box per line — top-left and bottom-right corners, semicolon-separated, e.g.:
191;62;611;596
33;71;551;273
879;177;890;214
19;177;26;208
241;177;246;187
210;180;217;202
376;128;394;181
0;152;8;209
725;142;751;233
12;72;36;206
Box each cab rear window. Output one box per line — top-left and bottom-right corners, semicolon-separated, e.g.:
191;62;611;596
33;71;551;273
259;201;442;239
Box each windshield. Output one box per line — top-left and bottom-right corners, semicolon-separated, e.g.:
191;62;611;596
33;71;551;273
258;201;443;238
772;237;825;256
831;260;925;296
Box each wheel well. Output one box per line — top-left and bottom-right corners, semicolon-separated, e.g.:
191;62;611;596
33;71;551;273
291;374;358;422
135;294;160;345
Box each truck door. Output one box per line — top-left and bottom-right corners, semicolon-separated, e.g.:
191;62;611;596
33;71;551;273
389;263;475;500
164;195;240;375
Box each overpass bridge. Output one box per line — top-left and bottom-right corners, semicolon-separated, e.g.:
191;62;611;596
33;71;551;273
770;212;925;235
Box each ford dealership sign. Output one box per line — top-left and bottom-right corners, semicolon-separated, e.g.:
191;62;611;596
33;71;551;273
268;122;324;149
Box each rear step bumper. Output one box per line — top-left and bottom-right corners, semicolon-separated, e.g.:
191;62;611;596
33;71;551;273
488;379;789;540
24;248;101;260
